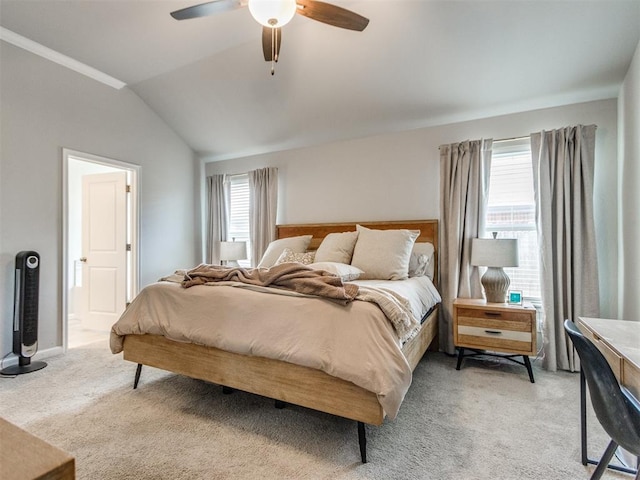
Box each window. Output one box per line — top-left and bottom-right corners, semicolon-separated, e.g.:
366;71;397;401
485;139;541;301
226;174;251;267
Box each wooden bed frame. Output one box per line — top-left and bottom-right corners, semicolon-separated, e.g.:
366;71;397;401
122;220;439;462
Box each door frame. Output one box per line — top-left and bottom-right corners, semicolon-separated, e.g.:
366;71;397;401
62;148;140;351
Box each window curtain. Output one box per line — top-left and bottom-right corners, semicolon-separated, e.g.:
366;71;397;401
249;167;278;266
530;125;599;372
439;139;492;353
205;174;228;265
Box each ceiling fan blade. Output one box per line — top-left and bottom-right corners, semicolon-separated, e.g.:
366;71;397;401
295;0;369;31
262;26;282;62
170;0;244;20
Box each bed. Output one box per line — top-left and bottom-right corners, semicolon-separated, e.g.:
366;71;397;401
111;220;440;462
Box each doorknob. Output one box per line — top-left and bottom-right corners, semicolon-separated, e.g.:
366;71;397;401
79;257;87;263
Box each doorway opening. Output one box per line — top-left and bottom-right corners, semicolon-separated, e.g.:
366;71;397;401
62;149;139;349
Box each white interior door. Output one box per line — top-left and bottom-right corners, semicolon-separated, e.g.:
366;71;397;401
80;171;127;331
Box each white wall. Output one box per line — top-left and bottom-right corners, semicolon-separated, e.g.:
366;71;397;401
205;99;619;319
618;39;640;320
0;43;199;355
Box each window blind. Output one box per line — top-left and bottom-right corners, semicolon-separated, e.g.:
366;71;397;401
226;174;251;267
486;139;541;300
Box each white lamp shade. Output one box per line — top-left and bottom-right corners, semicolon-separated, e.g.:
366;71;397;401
220;241;247;261
248;0;297;27
471;238;519;268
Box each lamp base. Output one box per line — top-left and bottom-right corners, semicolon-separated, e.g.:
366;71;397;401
481;267;511;303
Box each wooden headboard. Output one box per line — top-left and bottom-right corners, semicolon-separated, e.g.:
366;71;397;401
276;220;438;284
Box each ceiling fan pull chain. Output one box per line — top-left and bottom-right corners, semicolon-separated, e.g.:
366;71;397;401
271;27;276;75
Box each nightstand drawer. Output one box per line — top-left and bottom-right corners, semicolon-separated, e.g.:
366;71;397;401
456;310;533;335
457;326;533;355
456;307;533;325
458;325;532;342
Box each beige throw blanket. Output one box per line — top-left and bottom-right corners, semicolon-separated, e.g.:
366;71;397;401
182;263;359;304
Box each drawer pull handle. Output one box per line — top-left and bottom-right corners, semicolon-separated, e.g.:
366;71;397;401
484;330;502;335
484;312;502;317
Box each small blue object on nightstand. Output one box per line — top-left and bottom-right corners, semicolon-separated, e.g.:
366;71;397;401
509;290;523;305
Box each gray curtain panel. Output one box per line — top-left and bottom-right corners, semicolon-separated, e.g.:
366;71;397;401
530;125;600;372
439;139;492;353
249;167;278;267
205;174;228;265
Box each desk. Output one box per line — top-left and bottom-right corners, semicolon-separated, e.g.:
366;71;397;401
577;317;640;475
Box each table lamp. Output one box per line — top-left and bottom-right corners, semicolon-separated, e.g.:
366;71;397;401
219;240;247;267
471;234;519;303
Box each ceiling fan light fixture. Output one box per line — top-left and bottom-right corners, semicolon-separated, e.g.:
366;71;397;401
248;0;297;27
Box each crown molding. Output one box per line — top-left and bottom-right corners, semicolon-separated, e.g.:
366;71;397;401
0;27;127;90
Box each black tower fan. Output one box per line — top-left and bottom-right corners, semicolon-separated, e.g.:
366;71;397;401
1;251;47;375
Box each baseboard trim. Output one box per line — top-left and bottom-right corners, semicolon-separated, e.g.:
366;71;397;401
1;346;64;369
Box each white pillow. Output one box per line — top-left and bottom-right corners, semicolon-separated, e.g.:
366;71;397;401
308;262;364;282
314;231;359;264
275;248;316;265
409;242;435;279
350;225;419;280
257;235;312;268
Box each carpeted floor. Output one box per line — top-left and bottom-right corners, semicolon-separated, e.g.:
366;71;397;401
0;342;632;479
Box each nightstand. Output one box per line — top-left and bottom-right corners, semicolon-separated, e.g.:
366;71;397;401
453;298;537;383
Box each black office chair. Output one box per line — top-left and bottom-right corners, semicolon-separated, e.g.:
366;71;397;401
564;320;640;480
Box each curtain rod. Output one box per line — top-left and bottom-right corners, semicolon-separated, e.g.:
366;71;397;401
438;135;529;150
493;135;529;143
440;125;596;149
224;172;248;179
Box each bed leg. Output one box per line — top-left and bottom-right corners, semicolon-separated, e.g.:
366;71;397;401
222;386;234;394
274;400;286;409
133;363;143;389
358;421;367;463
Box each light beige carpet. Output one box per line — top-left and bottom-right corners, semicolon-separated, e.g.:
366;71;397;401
0;342;631;479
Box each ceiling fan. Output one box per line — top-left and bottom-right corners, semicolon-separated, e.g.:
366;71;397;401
170;0;369;74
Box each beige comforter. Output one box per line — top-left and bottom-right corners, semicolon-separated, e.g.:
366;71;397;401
111;268;420;418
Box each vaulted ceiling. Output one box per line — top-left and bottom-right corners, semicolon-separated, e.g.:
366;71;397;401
1;0;639;161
